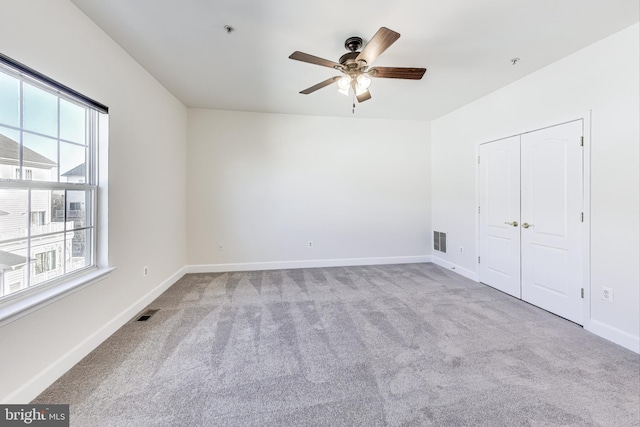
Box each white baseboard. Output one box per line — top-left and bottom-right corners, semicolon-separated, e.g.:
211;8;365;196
3;267;186;404
187;255;431;274
586;319;640;354
431;256;479;281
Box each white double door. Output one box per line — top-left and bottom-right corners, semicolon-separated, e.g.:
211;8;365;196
479;120;584;324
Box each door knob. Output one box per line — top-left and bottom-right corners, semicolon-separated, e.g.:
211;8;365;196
504;221;518;227
522;223;533;229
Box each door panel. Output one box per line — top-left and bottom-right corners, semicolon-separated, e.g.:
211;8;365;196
531;245;568;296
521;120;583;324
479;136;521;298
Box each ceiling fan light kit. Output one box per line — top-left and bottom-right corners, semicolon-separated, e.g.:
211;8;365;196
337;75;351;93
289;27;426;106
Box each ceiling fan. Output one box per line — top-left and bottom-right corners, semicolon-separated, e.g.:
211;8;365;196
289;27;426;103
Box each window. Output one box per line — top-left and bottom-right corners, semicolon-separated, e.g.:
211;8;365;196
31;211;45;226
35;250;57;275
13;168;31;180
0;54;108;302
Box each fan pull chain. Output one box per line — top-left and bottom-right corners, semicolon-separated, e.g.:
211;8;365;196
352;92;356;114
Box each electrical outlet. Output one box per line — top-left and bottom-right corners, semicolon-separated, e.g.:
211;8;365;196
459;247;464;254
143;266;148;277
307;241;313;248
601;286;614;302
218;243;224;251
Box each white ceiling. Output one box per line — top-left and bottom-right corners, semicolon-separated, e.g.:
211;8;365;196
70;0;639;121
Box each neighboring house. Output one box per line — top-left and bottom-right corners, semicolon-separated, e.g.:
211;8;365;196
61;163;85;184
0;133;83;296
61;163;87;257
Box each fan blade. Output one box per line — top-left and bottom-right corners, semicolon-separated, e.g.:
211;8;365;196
356;89;372;103
300;76;341;94
289;51;342;69
369;67;426;80
356;27;400;65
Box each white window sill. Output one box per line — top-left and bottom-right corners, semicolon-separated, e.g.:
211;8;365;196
0;267;116;328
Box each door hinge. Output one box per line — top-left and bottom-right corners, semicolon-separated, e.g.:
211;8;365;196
478;206;481;214
477;156;480;164
580;136;584;147
581;288;584;299
581;212;584;222
478;256;481;264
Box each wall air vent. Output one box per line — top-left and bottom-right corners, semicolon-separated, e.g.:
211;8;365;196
434;231;447;253
136;309;159;322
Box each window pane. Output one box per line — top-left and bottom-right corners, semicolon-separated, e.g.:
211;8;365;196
23;82;58;137
60;99;86;145
0;72;20;128
0;189;28;242
31;234;65;285
60;142;86;182
0;240;29;297
66;190;91;229
23;133;58;181
68;228;91;273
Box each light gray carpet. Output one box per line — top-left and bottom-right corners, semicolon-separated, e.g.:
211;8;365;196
34;263;639;426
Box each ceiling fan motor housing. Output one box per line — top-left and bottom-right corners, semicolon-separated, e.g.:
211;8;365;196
340;36;367;71
339;51;360;67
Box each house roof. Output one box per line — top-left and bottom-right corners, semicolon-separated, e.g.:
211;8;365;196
0;250;30;270
62;163;85;177
0;133;57;168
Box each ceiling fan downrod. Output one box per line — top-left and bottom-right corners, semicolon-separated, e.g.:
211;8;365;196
344;36;363;52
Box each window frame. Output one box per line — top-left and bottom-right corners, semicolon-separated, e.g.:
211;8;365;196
0;53;112;326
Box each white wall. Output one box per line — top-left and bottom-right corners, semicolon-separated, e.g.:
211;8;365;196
187;110;431;270
0;0;188;402
431;24;640;352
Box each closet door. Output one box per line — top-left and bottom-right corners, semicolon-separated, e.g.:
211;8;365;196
479;136;521;298
521;120;584;324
